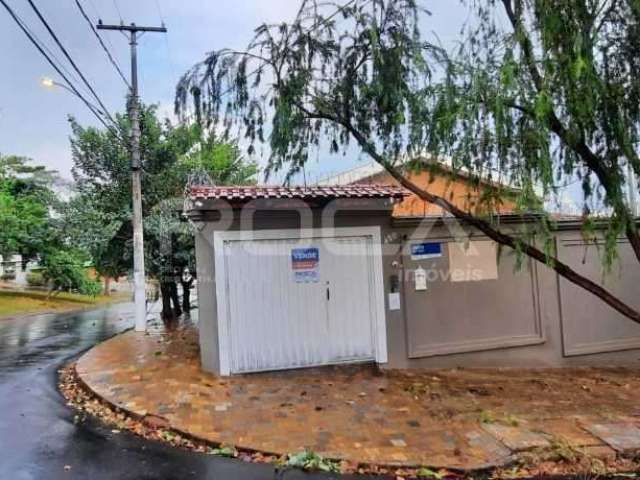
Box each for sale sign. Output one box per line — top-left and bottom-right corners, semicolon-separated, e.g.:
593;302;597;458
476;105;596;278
291;247;320;283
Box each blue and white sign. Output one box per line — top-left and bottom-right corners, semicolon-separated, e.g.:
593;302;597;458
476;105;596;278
411;242;442;260
291;247;320;283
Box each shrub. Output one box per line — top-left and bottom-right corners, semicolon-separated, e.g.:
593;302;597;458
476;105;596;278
26;271;46;286
41;249;100;297
79;278;102;297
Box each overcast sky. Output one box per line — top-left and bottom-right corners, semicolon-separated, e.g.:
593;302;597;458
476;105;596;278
0;0;469;182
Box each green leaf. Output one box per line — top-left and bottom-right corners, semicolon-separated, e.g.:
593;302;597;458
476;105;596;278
416;467;445;479
210;445;236;457
285;449;339;473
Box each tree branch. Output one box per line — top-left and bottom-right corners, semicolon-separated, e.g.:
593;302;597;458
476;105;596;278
500;0;640;262
294;100;640;324
503;100;535;116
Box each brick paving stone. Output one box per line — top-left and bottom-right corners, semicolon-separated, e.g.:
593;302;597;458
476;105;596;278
389;438;407;448
583;422;640;453
75;325;640;469
532;418;603;446
482;424;551;451
463;429;513;469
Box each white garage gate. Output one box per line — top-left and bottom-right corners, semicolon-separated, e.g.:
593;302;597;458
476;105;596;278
213;227;387;375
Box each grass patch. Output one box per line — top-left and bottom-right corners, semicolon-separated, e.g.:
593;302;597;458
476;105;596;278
0;289;127;318
478;410;520;427
479;410;496;424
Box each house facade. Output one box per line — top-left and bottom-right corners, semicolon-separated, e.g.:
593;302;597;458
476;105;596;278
0;254;38;286
186;185;640;376
319;160;519;217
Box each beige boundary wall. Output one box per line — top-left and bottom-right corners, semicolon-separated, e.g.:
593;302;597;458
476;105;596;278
189;201;640;374
388;217;640;369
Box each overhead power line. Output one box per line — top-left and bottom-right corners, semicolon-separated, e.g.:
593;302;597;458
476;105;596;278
152;0;180;83
111;0;123;23
153;0;165;25
85;0;122;74
74;0;131;90
86;0;114;42
13;6;87;94
26;0;117;126
0;0;110;130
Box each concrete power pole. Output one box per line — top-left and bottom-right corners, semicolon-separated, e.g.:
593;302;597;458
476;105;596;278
97;22;166;332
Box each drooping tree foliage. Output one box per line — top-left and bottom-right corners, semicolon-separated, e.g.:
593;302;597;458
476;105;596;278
67;105;258;315
446;0;640;267
175;0;640;323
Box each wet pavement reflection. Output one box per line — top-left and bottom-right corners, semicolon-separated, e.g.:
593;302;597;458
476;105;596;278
0;304;349;480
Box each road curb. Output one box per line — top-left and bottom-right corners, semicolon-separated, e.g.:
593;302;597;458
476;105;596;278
70;334;510;475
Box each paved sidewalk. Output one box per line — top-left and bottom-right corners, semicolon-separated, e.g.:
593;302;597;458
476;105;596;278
76;324;640;470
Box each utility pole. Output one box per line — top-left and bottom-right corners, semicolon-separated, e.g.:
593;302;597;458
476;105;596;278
97;21;166;332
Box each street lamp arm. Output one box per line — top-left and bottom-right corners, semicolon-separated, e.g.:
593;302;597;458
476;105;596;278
41;77;106;116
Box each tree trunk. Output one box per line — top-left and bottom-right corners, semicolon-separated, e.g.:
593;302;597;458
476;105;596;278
103;276;111;296
170;281;182;317
625;222;640;263
181;282;191;313
160;282;174;320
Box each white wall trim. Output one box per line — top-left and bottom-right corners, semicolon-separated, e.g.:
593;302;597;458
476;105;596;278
213;226;388;375
212;232;231;375
409;334;545;358
563;336;640;357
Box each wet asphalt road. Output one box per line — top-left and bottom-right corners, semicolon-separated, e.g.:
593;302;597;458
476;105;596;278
0;304;348;480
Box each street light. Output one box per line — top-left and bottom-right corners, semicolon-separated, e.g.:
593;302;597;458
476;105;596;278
41;76;74;95
40;76;105;116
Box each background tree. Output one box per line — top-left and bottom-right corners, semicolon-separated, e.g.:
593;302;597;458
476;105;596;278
0;154;58;267
0;154;99;295
176;0;640;323
67;105;258;317
60;194;129;295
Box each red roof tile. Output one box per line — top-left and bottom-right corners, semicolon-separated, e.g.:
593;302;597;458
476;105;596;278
188;185;407;202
